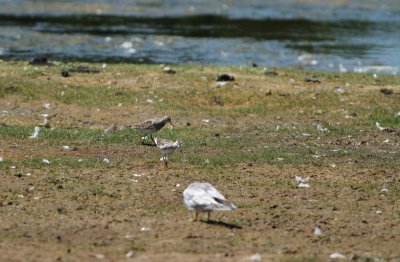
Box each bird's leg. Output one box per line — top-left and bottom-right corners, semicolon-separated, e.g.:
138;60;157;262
207;211;211;221
195;212;198;221
150;134;155;144
164;160;168;169
141;134;147;144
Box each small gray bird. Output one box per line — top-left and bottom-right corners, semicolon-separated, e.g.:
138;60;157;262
183;182;237;221
154;137;182;168
131;116;173;144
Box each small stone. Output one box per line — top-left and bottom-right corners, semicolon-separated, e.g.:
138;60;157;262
61;70;69;77
216;74;235;82
380;88;393;95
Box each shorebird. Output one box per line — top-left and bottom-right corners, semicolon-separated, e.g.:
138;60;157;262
154;137;181;168
183;182;237;221
131;116;173;144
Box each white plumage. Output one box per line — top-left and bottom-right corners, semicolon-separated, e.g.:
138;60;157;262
183;182;237;221
154;137;181;168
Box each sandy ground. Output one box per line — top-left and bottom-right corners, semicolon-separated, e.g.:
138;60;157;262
0;62;400;261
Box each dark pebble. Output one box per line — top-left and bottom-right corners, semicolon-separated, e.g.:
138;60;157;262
380;88;393;95
304;77;321;83
29;56;51;65
216;74;235;82
61;70;69;77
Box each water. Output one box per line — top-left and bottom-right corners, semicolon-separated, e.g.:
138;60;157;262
1;0;399;73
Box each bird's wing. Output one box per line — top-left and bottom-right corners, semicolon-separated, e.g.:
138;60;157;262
184;183;235;210
155;138;177;150
132;120;154;129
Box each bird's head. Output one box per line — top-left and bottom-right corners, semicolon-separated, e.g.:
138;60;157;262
163;116;174;127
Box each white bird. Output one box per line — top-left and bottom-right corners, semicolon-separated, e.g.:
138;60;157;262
183;182;237;221
154;137;181;168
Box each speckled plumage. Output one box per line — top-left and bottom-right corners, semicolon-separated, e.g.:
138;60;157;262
131;116;173;144
154;137;181;167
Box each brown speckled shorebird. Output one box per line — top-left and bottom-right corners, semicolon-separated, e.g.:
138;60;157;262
131;116;173;144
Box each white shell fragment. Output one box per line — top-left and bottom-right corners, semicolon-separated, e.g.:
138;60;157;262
314;226;322;236
126;250;134;258
29;127;40;138
298;182;310;188
375;122;385;131
140;227;150;232
103;158;110;164
250;253;262;261
330;252;346;259
316;123;329;132
295;176;310;183
42;159;50;164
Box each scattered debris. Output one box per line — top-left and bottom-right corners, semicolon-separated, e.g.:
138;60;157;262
250;253;262;261
42;159;50;164
295;176;310;183
314;226;322;236
380;188;388;193
213;81;228;88
146;99;154;104
202;119;210;123
140;227;150;232
375;122;386;131
216;74;235;82
163;66;176;74
316;123;329;132
380;88;393;95
334;87;345;94
126;250;134;258
0;156;3;162
62;145;78;151
43;103;51;110
29;127;40;139
376;210;382;214
94;254;105;260
395;112;400;117
383;139;389;143
103;158;110;164
298;182;310;188
330;252;346;259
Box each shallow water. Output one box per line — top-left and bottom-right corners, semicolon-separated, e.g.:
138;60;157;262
0;0;399;73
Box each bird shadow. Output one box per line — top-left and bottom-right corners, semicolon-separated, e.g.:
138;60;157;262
141;142;157;147
203;220;242;229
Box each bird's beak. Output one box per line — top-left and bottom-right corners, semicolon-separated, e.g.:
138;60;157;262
170;122;174;127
